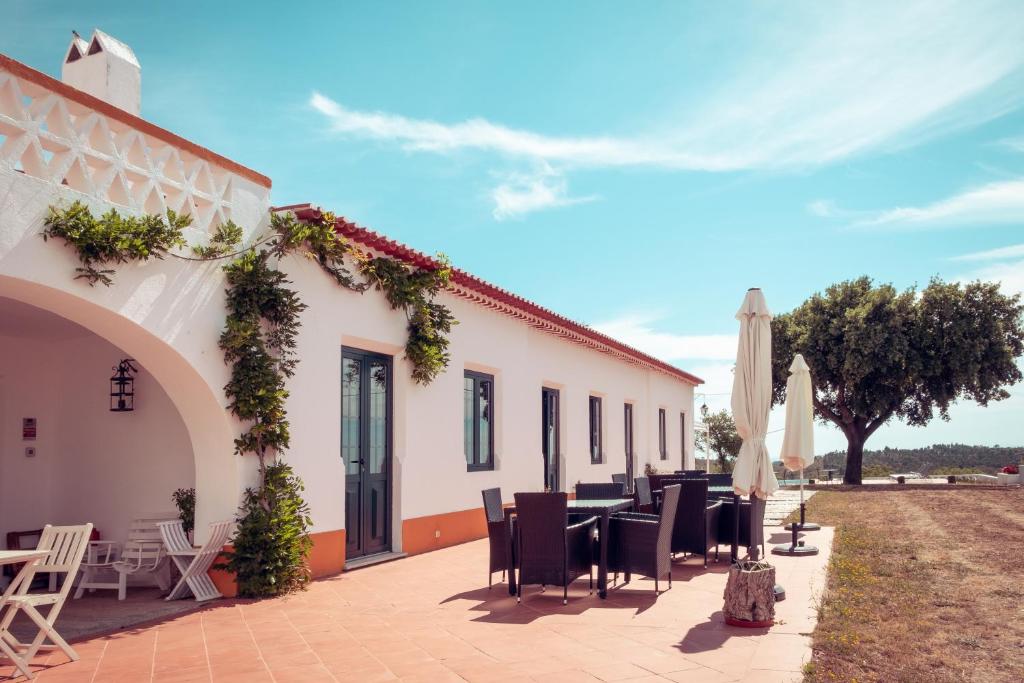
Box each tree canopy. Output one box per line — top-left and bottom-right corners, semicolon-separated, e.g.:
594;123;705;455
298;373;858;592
696;409;743;473
771;276;1024;484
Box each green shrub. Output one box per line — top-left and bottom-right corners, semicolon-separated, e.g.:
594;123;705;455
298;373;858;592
172;487;196;536
224;462;313;598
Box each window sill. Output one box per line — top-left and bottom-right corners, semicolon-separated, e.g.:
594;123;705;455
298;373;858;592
467;464;495;472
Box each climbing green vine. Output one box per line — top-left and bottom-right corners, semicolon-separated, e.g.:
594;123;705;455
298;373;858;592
43;200;457;597
42;201;189;286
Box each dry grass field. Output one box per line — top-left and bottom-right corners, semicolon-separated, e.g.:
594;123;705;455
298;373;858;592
799;487;1024;682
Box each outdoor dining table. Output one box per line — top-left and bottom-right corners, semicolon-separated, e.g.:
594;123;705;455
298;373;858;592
504;498;633;599
0;549;50;678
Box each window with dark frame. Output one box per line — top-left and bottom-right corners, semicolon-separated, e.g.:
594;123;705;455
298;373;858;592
680;412;686;464
464;370;494;471
589;396;603;464
624;403;634;460
658;408;667;460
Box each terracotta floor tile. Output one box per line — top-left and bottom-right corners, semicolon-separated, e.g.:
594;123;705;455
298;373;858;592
5;529;829;683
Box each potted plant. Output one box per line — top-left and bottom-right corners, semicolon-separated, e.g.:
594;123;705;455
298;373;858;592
172;487;196;544
997;464;1020;486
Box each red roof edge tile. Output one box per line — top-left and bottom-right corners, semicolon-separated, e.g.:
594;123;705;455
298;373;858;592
276;203;704;386
0;53;272;189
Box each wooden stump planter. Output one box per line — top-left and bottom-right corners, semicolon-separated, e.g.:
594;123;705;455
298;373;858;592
723;560;776;627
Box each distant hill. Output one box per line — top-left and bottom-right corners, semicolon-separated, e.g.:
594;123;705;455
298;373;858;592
818;444;1024;476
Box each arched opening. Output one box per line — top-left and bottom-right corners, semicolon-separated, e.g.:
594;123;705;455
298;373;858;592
0;277;240;544
0;296;194;539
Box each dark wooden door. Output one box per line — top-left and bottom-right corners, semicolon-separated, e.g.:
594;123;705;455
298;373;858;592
342;347;391;559
541;387;560;491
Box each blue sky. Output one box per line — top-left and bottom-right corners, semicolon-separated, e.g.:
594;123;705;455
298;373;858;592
5;1;1024;455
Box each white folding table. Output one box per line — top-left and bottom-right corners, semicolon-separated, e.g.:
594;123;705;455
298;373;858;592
0;550;50;679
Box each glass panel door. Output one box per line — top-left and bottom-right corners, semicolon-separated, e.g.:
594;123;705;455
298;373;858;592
342;348;392;559
541;388;560;491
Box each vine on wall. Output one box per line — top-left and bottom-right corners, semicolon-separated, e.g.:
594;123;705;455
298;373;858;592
43;201;457;597
42;202;189;286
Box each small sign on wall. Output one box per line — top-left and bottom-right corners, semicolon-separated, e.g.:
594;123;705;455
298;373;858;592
22;417;37;440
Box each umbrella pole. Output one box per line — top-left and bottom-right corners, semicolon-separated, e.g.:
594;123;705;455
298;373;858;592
772;468;819;557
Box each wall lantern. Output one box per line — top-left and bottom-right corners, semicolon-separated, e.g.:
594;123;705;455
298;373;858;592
110;359;138;412
700;402;709;419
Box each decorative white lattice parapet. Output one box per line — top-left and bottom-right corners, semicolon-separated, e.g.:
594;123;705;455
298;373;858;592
0;53;271;244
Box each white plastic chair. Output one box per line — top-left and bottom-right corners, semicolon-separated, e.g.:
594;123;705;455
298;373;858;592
74;514;176;600
157;520;234;602
0;524;93;678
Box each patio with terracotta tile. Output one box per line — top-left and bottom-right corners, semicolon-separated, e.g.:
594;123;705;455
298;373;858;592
3;527;832;683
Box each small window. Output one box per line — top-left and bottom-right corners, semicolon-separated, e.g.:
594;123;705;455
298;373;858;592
464;370;494;471
589;396;603;464
658;408;667;460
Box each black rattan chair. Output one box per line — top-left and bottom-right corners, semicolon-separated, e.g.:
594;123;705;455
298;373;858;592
670;478;721;568
706;473;733;488
634;477;654;514
673;470;705;477
575;482;626;500
717;496;766;557
611;473;628;492
608;484;680;593
513;492;598;605
482;488;508;588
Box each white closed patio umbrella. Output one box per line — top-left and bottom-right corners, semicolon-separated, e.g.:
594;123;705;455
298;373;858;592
772;354;819;556
723;288;782;624
731;288;779;561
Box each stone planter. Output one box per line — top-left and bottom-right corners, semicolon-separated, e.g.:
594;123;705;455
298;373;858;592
723;560;776;627
997;472;1020;485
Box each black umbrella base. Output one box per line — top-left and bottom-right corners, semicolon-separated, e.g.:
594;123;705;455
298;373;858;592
784;522;821;531
774;584;786;601
772;543;819;557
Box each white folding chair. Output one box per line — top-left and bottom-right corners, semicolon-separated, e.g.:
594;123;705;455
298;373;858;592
0;524;93;678
157;520;234;602
75;514;176;600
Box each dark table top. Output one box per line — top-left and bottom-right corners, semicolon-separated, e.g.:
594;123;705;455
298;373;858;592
567;498;633;510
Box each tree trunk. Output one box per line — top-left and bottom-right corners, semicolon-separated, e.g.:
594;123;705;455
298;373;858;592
844;435;865;485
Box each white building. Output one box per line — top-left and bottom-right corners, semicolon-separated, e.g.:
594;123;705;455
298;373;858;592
0;33;701;586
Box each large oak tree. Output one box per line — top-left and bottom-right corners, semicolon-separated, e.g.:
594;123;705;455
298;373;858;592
771;277;1024;484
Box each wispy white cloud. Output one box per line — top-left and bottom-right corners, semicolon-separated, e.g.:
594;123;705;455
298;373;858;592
854;179;1024;229
310;2;1024;174
806;199;840;218
956;258;1024;294
592;314;736;361
309;92;711;169
490;165;598;220
998;136;1024;153
951;243;1024;262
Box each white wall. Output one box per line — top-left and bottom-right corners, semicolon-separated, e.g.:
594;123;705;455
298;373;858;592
0;332;194;543
280;257;696;544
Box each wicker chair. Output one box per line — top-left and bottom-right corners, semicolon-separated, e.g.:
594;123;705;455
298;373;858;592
575;482;626;500
717;496;766;557
608;484;680;593
513;492;598;605
633;477;654;513
611;473;628;492
706;473;733;488
673;470;705;477
670;478;721;568
481;488;508;588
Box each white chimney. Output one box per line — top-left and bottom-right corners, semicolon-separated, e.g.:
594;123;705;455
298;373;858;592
61;29;141;116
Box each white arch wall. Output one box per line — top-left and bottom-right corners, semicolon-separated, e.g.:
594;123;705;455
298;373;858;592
0;168;262;539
